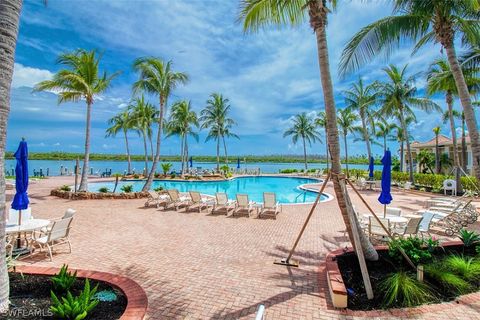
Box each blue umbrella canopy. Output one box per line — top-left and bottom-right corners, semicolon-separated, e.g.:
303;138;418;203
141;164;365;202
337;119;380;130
189;156;193;168
378;150;393;205
237;157;240;169
12;140;29;211
368;156;374;179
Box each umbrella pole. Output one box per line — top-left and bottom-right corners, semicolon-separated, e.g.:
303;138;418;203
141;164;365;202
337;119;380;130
383;205;386;218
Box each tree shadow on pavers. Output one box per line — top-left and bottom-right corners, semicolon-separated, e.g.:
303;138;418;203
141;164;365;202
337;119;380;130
265;245;325;267
110;263;190;318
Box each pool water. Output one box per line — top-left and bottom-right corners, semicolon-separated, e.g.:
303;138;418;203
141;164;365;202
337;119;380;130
88;176;329;204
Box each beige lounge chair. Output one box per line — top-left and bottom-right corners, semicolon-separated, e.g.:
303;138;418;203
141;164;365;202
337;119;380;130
212;193;235;214
145;190;163;208
368;217;390;241
233;194;256;217
393;217;422;238
187;191;211;213
31;217;73;261
259;192;281;219
166;189;189;211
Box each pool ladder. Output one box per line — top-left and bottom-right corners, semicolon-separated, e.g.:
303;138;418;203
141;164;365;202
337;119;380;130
295;189;307;201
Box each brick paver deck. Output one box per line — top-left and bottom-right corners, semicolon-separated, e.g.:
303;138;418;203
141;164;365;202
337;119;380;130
12;176;480;319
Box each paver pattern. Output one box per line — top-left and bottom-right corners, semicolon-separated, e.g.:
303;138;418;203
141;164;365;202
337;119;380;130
12;176;480;319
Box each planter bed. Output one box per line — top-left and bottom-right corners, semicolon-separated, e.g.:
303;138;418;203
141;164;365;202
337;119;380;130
326;241;480;311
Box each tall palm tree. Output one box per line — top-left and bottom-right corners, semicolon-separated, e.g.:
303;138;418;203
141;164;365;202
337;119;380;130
340;0;480;182
133;57;188;191
239;0;379;260
337;108;358;177
106;110;133;174
166;100;199;175
128;96;156;176
389;115;415;173
0;0;23;311
315;111;329;170
375;65;440;183
374;117;396;153
200;93;238;171
34;49;117;191
343;78;378;160
432;126;441;174
283;113;321;171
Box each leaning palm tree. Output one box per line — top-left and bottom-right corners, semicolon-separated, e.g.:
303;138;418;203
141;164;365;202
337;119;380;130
106;110;133;174
128;96;157;176
337;108;358;177
432;126;441;174
315;111;329;170
283;113;321;171
239;0;378;260
376;65;440;183
200;93;238;171
133;57;188;191
0;0;22;311
340;0;480;182
165;100;199;175
34;49;117;191
343;78;378;160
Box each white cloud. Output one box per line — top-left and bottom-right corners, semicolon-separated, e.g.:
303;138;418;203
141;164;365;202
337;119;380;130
12;63;53;88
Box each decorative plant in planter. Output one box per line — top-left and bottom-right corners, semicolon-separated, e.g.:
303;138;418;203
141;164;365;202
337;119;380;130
50;279;99;320
98;187;110;193
120;184;133;193
379;271;436;308
51;265;77;292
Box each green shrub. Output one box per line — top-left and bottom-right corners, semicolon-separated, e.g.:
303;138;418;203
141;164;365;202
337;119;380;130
50;279;99;320
98;187;109;193
161;163;173;176
425;237;440;253
60;185;71;192
154;172;161;178
349;169;367;180
379;271;436;308
154;186;164;192
476;246;480;256
170;173;176;179
461;176;480;193
391;171;409;184
388;237;432;265
279;169;298;174
52;265;77;293
458;229;480;248
133;174;140;179
373;170;382;180
120;184;133;193
426;255;480;294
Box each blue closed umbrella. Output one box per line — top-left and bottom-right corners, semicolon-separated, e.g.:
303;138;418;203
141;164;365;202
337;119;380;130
378;150;393;217
189;157;193;168
11;139;29;225
368;156;374;179
237;157;240;169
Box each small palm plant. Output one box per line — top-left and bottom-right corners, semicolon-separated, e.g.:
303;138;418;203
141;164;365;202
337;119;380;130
161;163;173;177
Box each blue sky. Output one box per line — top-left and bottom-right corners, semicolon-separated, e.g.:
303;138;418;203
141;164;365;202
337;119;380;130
8;0;478;157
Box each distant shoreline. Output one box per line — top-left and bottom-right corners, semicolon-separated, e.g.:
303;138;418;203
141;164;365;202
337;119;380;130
5;151;382;165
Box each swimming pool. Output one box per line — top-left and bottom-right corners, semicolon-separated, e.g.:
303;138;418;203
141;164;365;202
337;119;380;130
88;176;331;204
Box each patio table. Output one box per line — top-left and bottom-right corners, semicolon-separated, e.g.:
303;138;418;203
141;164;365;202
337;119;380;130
6;219;50;254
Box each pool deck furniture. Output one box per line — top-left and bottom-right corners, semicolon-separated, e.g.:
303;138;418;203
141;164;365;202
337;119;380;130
233;194;256;217
40;208;76;234
145;190;168;208
6;218;51;254
443;179;457;196
259;192;281;219
393;217;422;238
368;216;390;241
187;191;213;213
212;192;235;215
166;189;190;211
30;216;73;261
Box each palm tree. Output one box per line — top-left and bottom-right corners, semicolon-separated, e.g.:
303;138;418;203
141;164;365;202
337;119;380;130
34;49;117;191
0;0;23;311
343;78;378;160
461;111;468;171
106;111;133;174
200;93;238;171
239;0;379;260
416;150;435;174
128;96;156;176
389;116;415;173
133;57;188;191
283;113;321;171
339;0;480;182
315;111;329;170
375;65;440;183
432;126;441;174
374;117;396;153
337;108;358;177
166;100;199;175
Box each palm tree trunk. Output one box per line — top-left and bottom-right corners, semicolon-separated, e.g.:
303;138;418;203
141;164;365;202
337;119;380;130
142;99;164;191
400;141;404;172
462;115;467;171
216;139;220;172
302;136;308;171
0;0;22;312
383;134;386;153
180;135;185;175
310;4;377;261
185;137;189;174
325;127;329;170
445;45;480;181
360;113;371;160
149;136;154;163
447;93;460;169
399;109;414;183
222;136;228;164
142;130;149;176
123;129;131;174
344;133;349;178
435;135;440;174
78;101;92;191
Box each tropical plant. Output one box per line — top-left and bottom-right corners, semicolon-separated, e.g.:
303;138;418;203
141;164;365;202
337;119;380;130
200;93;238;171
34;49;117;192
51;265;77;293
432;126;441;174
60;185;71;192
315;111;329;170
112;173;122;193
336;108;358;177
50;279;99;320
133;57;188;191
458;229;480;248
161;163;172;176
388;236;432;265
343;78;378;160
379;271;436;308
239;0;379;261
426;255;480;294
339;0;480;183
98;187;109;193
283;113;321;171
120;184;133;193
375;65;440;182
416;150;435;174
106;111;133;174
375;117;396;153
166;100;199;175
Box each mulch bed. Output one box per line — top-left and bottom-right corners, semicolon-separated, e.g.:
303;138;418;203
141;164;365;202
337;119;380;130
3;273;127;319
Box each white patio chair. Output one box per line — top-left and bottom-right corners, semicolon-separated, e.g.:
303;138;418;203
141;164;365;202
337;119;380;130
368;217;390;241
356;178;367;191
187;191;211;213
166;189;189;211
418;211;435;238
386;207;402;216
31;217;73;261
212;193;235;215
259;192;282;219
41;208;76;234
443;179;457;196
393;217;422;238
233;194;256;217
